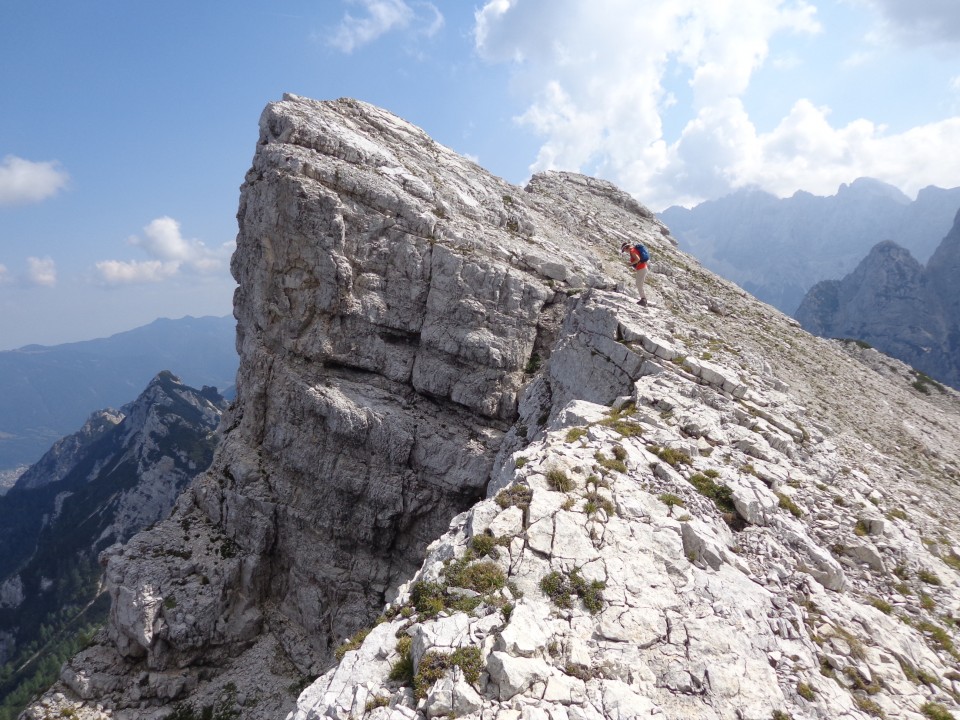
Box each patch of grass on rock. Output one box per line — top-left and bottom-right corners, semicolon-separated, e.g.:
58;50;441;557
546;467;575;492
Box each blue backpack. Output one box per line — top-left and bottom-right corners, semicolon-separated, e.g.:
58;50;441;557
634;244;650;263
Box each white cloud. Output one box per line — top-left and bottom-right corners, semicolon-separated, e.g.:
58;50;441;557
95;259;179;284
327;0;442;52
96;216;233;285
0;155;69;206
26;257;56;287
473;0;960;210
0;264;8;284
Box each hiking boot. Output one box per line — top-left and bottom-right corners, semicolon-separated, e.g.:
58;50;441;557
639;297;648;306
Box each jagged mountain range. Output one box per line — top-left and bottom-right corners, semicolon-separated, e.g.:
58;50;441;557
23;96;960;720
0;373;225;717
658;179;960;314
0;315;237;475
795;209;960;391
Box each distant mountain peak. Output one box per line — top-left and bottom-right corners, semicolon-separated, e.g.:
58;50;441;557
659;176;960;313
837;176;911;203
796;212;960;388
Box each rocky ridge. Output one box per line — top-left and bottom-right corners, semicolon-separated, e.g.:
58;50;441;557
26;96;960;720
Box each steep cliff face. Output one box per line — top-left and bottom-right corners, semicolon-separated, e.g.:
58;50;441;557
28;96;960;720
796;211;960;389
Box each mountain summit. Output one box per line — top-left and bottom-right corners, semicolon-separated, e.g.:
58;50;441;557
796;209;960;389
25;96;960;720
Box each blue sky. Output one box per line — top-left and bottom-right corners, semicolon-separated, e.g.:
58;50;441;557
1;0;958;350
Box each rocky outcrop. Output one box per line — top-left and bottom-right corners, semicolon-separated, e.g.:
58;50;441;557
27;96;960;720
796;211;960;390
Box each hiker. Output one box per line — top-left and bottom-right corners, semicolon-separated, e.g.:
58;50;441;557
621;242;649;306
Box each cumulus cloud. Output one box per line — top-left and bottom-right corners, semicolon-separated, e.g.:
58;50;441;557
474;0;960;209
26;257;57;287
327;0;442;52
0;155;69;206
96;217;232;285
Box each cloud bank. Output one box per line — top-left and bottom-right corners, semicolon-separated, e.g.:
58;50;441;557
474;0;960;209
96;216;233;285
0;156;69;206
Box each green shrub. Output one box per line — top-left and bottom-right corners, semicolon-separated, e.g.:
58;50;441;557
539;568;604;614
583;490;615;517
688;473;736;514
658;493;685;508
917;620;956;656
777;492;804;519
868;598;892;614
796;681;815;701
365;695;390;712
648;445;691;467
495;485;533;511
918;569;942;586
540;571;572;609
853;696;884;717
413;646;483;698
445;560;506;594
920;703;955;720
594;451;627;474
470;533;510;558
600;418;645;437
565;427;587;442
389;636;414;683
334;626;371;661
514;456;528;468
546;467;575;492
410;581;446;616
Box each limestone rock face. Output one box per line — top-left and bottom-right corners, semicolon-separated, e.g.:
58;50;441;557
31;96;960;720
796;211;960;389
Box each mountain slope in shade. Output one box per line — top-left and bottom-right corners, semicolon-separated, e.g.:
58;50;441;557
0;315;237;471
0;372;225;716
659;178;960;313
796;209;960;390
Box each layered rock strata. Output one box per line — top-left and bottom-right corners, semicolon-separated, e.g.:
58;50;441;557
27;96;960;720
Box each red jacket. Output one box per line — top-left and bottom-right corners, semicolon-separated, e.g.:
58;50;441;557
628;247;647;270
